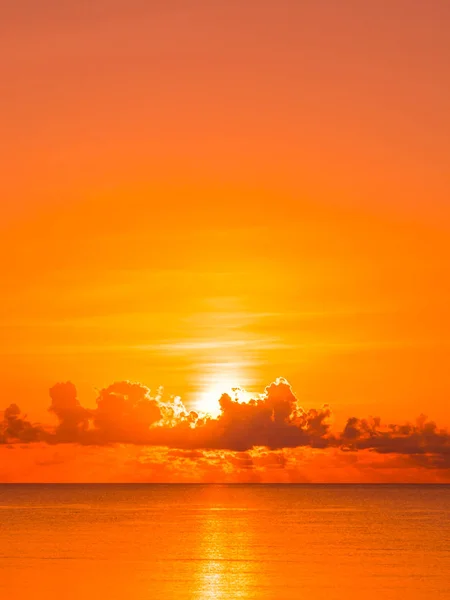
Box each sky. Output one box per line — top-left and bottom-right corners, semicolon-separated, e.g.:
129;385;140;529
1;1;450;482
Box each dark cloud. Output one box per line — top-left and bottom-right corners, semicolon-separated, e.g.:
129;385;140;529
49;382;91;441
0;404;43;443
92;382;162;444
145;379;332;451
0;378;449;470
340;414;450;468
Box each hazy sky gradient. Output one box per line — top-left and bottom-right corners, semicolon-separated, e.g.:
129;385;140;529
1;1;450;480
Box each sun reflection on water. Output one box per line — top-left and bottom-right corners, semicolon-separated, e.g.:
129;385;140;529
191;488;256;600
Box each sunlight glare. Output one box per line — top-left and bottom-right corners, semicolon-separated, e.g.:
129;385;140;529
197;377;250;417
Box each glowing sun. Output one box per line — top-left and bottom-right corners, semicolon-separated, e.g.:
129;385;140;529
197;377;248;416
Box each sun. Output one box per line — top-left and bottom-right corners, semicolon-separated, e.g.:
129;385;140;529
197;377;246;416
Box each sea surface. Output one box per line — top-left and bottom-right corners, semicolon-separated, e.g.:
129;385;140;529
0;484;449;599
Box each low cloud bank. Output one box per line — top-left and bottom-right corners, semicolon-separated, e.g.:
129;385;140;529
1;379;449;467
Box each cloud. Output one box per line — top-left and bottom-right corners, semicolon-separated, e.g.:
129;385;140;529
92;381;162;444
122;378;333;451
340;414;450;468
0;404;43;443
0;378;449;472
49;382;91;441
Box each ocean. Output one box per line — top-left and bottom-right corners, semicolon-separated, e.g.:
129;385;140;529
0;484;449;599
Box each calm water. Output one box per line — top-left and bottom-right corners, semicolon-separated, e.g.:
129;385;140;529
0;484;449;599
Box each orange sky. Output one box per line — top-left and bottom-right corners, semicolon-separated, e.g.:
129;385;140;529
1;1;450;482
